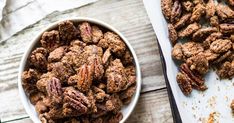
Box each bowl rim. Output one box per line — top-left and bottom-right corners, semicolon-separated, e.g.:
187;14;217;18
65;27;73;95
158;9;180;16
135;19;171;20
18;17;141;123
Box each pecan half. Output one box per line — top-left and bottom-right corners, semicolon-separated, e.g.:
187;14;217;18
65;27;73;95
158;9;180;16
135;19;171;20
203;32;223;49
46;77;62;104
168;24;178;45
216;4;234;20
178;23;201;38
180;63;207;91
29;47;48;71
171;0;182;22
77;64;93;92
213;50;232;64
161;0;173;20
192;27;218;41
206;0;216;18
217;61;234;79
59;20;79;43
88;55;104;81
220;24;234;34
63;87;91;115
79;22;92;43
102;48;112;67
181;42;204;58
186;54;209;75
190;4;206;22
105;59;128;93
172;43;184;61
176;72;193;95
174;13;192;29
40;30;61;52
210;39;232;53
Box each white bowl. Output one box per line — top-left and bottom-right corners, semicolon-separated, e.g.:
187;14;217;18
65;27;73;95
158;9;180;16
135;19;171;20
18;17;141;123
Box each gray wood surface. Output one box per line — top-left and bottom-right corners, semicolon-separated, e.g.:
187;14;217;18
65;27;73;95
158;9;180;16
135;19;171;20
0;0;173;122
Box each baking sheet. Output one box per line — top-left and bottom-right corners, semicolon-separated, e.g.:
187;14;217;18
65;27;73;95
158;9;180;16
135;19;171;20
143;0;234;122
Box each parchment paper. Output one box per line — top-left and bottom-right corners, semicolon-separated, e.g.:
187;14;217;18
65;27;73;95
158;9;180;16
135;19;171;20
143;0;234;122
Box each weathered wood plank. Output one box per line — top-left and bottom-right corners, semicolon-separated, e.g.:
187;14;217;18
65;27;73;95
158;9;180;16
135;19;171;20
2;89;172;123
0;0;169;121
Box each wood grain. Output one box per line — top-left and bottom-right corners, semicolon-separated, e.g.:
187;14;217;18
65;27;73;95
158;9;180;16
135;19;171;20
2;89;172;123
0;0;172;122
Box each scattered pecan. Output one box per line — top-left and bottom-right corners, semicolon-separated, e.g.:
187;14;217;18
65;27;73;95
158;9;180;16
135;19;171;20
88;55;104;81
206;0;216;18
217;61;234;79
174;13;192;29
190;4;206;22
182;42;204;58
220;24;234;34
186;54;209;75
172;43;184;61
29;47;48;71
213;50;232;64
161;0;173;20
192;27;218;41
216;4;234;20
210;39;232;53
79;22;92;43
176;72;193;95
178;23;201;38
168;24;178;45
171;0;182;22
203;32;223;49
48;47;66;62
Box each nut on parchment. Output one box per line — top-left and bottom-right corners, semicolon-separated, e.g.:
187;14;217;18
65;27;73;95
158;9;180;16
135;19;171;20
210;39;232;53
178;23;201;38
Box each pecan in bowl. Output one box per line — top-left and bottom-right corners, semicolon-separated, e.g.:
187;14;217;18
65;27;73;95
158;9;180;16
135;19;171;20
18;18;141;123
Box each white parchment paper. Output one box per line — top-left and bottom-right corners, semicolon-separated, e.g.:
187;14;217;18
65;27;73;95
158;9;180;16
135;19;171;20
0;0;98;42
143;0;234;122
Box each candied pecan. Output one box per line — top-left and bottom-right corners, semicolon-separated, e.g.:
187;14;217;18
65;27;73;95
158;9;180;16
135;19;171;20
125;65;136;76
58;20;79;43
36;72;55;93
63;87;91;115
98;32;126;56
79;22;92;43
220;24;234;34
205;0;216;18
182;42;204;58
180;63;207;91
77;64;93;92
161;0;173;20
171;0;182;22
102;48;112;67
92;26;103;43
176;72;193;95
22;69;41;94
105;59;128;93
168;24;178;45
217;61;234;79
40;30;61;52
213;50;232;64
209;16;219;27
35;101;48;114
226;0;234;6
182;1;194;12
62;51;86;71
48;47;66;62
186;54;209;74
192;0;204;5
190;4;206;22
92;86;109;102
91;103;109;118
210;39;232;53
178;23;201;38
201;50;219;62
68;75;79;85
84;45;103;58
121;50;134;65
107;112;123;123
88;55;104;80
46;77;62;104
174;13;192;29
87;90;97;113
51;62;75;82
192;27;218;41
216;4;234;20
46;107;64;119
29;92;45;105
203;32;223;49
172;43;184;61
105;94;123;113
120;85;136;101
29;47;48;70
69;40;86;54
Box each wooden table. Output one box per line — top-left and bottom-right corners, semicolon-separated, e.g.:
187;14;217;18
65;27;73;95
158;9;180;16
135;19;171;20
0;0;173;122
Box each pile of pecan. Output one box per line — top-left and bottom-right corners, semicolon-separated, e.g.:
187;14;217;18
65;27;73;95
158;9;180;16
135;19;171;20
21;20;136;123
161;0;234;95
